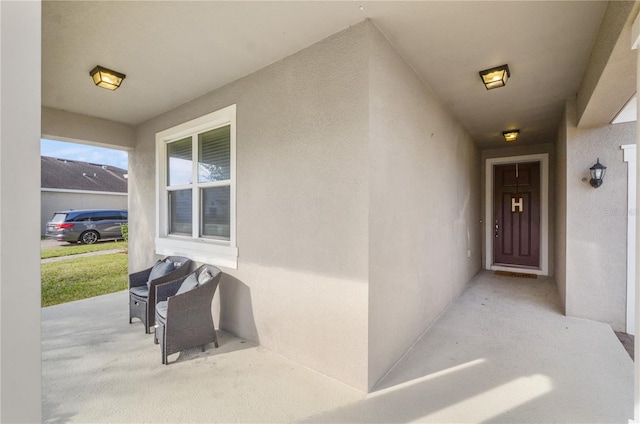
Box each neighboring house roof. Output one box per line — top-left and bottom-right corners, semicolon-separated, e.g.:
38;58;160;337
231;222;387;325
41;156;128;193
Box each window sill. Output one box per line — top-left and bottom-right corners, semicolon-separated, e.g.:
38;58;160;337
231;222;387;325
155;237;238;269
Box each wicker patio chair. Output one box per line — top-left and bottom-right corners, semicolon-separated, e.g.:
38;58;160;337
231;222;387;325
153;264;222;364
128;256;193;333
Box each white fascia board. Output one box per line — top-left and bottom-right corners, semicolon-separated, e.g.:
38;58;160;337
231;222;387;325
41;188;127;196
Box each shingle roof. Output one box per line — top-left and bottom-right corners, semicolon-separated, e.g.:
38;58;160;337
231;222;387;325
41;156;128;193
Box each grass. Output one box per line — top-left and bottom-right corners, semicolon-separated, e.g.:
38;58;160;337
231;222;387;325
41;253;128;307
41;240;127;259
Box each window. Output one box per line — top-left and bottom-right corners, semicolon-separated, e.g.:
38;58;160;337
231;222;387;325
155;105;237;269
93;211;121;221
73;214;91;222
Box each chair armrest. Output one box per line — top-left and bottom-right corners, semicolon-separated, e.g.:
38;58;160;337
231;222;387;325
129;268;152;288
149;270;186;288
156;278;184;303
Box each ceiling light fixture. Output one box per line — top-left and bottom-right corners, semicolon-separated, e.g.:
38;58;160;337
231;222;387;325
502;129;519;142
479;64;510;90
90;65;126;91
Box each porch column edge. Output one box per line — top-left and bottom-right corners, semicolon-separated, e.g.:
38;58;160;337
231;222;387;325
631;12;640;423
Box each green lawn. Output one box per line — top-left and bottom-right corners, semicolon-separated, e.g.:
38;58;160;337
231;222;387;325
41;253;128;307
41;241;127;259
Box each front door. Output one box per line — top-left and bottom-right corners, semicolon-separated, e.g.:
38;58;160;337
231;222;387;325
493;162;541;268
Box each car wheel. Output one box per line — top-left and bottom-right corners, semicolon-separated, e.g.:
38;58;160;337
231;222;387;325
80;230;99;245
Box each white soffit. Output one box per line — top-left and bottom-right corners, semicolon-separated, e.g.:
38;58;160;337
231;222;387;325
42;1;365;126
42;1;609;150
612;94;637;124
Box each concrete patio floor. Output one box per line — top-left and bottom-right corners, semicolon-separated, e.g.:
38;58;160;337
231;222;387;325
42;271;633;423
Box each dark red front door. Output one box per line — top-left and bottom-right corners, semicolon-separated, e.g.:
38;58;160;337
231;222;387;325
493;162;540;268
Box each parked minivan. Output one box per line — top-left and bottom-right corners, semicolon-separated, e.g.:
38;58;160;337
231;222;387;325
45;209;128;244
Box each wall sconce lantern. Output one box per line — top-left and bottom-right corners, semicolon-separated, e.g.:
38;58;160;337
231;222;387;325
90;65;126;90
589;158;606;188
502;129;519;143
479;64;510;90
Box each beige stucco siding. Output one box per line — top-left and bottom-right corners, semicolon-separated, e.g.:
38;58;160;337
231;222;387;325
562;98;635;331
1;1;42;421
367;25;481;389
555;114;568;309
132;22;371;390
42;107;136;150
131;20;484;391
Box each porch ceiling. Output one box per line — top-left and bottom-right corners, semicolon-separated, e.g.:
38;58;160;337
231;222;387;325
43;1;620;150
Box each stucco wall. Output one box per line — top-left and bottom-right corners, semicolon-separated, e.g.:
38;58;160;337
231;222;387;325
367;27;481;389
564;98;635;331
132;22;371;390
0;1;42;421
40;191;128;235
42;107;136;150
555;113;568;309
575;1;635;127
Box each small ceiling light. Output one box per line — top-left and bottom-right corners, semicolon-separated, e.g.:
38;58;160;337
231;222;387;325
589;158;606;188
90;65;126;90
479;64;510;90
502;129;519;143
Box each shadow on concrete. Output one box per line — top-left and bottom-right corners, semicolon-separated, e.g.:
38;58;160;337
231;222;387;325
300;272;632;423
218;273;260;346
42;290;260;423
301;358;557;423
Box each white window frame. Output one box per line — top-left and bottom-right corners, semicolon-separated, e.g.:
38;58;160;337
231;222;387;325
155;104;237;269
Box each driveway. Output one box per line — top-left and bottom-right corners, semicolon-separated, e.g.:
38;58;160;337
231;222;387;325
41;238;126;263
41;238;68;249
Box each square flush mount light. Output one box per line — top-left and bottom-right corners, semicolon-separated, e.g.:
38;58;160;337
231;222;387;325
479;64;510;90
90;65;126;90
502;129;519;142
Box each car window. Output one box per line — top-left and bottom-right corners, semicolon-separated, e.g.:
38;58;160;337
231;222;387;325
94;212;109;221
51;213;67;223
92;211;120;221
119;211;128;220
72;214;91;222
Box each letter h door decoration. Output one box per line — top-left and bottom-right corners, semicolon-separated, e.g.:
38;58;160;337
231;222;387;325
511;166;524;214
511;196;523;213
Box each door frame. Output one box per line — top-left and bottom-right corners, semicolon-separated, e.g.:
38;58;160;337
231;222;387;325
485;153;549;275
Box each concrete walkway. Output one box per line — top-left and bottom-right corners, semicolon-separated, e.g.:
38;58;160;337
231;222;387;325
41;239;126;263
42;271;633;423
41;248;125;263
